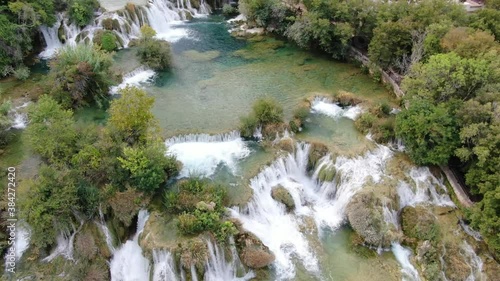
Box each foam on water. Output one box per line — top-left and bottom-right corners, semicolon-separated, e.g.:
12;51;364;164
165;131;251;178
110;210;151;281
8;102;30;130
461;241;485;281
43;220;84;262
310;97;363;120
397;167;455;209
152;250;179;281
110;67;156;94
230;143;392;279
391;243;421;281
15;222;31;261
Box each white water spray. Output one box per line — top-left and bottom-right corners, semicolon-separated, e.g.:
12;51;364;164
110;210;151;281
43;220;84;262
461;241;485;281
110;67;156;94
397;167;455;209
165;131;251;178
310;97;363;120
231;143;392;279
391;243;421;281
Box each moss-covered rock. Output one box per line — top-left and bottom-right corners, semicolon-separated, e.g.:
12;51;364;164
58;22;66;44
401;206;440;243
102;18;114;30
271;186;295;210
108;188;150;227
235;230;275;268
276;138;295;153
334;90;364;106
346;191;391;248
307;142;329;173
317;165;336;182
416;240;441;281
442;243;471;281
176;237;208;275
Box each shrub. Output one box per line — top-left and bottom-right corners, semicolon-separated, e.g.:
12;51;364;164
354;112;376;133
136;39;172;71
140;24;157;39
239;114;259;138
0;101;12;146
252;98;283;124
49;44;113;108
69;0;99;27
222;4;238;17
13;65;30;80
101;32;118;52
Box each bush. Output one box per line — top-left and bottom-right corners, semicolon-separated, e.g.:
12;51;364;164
355;112;376;133
13;65;30;80
49;44;113;108
94;31;118;52
239;114;258;138
252;98;283;124
222;4;238;17
69;0;99;27
136;39;172;71
0;101;12;146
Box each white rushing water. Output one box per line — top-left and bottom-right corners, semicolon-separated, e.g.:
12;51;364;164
39;0;211;58
165;131;251;178
397;167;455;209
392;243;421;281
459;220;482;241
152;249;180;281
43;220;84;262
110;210;151;281
461;241;485;281
110;67;156;94
230;143;392;279
7;101;30;130
310;97;363;120
15;223;31;261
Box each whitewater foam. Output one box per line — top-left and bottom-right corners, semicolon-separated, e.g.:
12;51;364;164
165;131;251;178
392;243;421;281
110;210;151;281
110;67;156;94
310;97;363;120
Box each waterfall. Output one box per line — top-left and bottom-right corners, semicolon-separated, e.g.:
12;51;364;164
97;207;116;252
391;243;421;281
165;131;251;178
110;210;151;281
382;202;400;231
461;241;485;281
397;167;455;209
15;222;31;261
459;220;482;241
110;67;156;94
204;238;255;281
230;143;392;279
152;250;180;281
42;220;84;262
310;97;363;120
39;0;211;58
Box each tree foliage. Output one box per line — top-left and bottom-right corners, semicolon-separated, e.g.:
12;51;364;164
49;44;113;108
69;0;99;27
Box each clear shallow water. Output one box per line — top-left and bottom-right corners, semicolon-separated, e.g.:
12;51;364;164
114;15;391;137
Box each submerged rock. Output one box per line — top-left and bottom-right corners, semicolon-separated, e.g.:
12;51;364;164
235;230;275;269
271;186;295;210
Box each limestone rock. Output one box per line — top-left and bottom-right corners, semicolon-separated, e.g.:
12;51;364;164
271;186;295;210
235;231;275;269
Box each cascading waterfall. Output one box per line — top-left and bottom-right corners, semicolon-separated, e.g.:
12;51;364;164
39;0;211;58
461;241;485;281
204;238;255;281
391;243;421;281
382;201;400;231
110;67;156;94
230;143;392;279
310;97;363;120
110;210;151;281
97;207;116;252
42;220;84;262
165;131;251;178
459;220;482;241
397;167;455;209
152;250;180;281
15;222;31;261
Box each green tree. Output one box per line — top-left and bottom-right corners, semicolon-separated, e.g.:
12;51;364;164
136;39;172;71
49;44;113;108
0;100;12;146
395;99;459;165
441;27;497;59
368;20;413;69
469;8;500;42
22;166;78;248
69;0;99;27
118;144;179;193
402;53;492;103
107;86;157;145
25;95;77;163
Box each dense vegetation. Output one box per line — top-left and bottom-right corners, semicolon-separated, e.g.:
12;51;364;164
239;97;284;138
239;0;500;256
22;84;179;250
136;25;173;71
